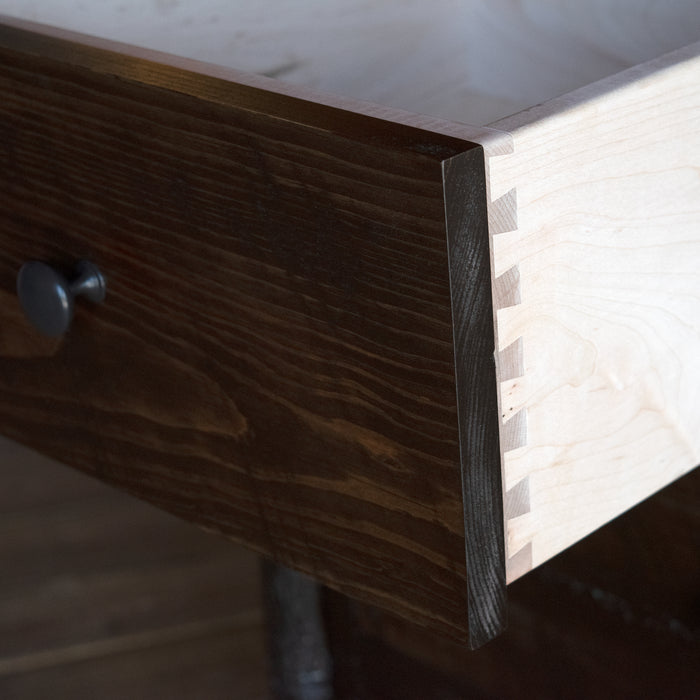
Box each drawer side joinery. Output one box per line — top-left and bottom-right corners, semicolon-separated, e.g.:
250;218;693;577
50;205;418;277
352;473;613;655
484;147;531;583
485;40;700;583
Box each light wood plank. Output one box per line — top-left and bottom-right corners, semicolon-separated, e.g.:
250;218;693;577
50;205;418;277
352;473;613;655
486;42;700;581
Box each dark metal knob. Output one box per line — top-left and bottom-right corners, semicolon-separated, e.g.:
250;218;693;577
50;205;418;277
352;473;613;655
17;260;106;337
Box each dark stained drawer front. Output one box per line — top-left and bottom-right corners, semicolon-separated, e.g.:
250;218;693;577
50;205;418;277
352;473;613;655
0;22;502;647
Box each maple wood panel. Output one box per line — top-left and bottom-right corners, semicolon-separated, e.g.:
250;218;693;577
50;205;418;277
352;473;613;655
0;22;501;646
487;41;700;581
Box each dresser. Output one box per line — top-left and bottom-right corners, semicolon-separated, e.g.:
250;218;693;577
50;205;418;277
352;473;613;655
1;3;699;649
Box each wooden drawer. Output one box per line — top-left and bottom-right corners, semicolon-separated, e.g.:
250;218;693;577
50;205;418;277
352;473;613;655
1;4;699;648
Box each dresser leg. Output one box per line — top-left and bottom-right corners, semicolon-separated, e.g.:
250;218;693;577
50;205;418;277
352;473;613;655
262;560;334;700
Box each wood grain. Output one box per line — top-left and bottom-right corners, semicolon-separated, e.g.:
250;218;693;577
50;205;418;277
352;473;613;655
487;41;700;581
0;22;501;646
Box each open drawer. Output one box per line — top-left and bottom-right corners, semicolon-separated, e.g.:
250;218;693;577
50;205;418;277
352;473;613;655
0;3;698;648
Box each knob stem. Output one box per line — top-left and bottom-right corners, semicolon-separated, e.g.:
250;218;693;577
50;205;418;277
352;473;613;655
69;260;106;303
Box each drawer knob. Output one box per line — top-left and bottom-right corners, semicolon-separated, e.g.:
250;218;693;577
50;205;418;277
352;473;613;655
17;260;106;337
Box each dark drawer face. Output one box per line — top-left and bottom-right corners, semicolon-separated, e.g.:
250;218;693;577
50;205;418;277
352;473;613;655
0;22;502;646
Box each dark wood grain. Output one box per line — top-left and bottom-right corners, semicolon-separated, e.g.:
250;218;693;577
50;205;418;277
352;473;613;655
0;22;501;646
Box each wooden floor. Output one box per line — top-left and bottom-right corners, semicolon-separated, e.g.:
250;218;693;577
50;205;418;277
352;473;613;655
0;437;269;700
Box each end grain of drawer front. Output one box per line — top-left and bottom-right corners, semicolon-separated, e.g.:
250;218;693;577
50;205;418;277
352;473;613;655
0;21;503;648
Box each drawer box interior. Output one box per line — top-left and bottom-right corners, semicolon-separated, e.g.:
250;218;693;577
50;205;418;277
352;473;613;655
3;0;700;124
